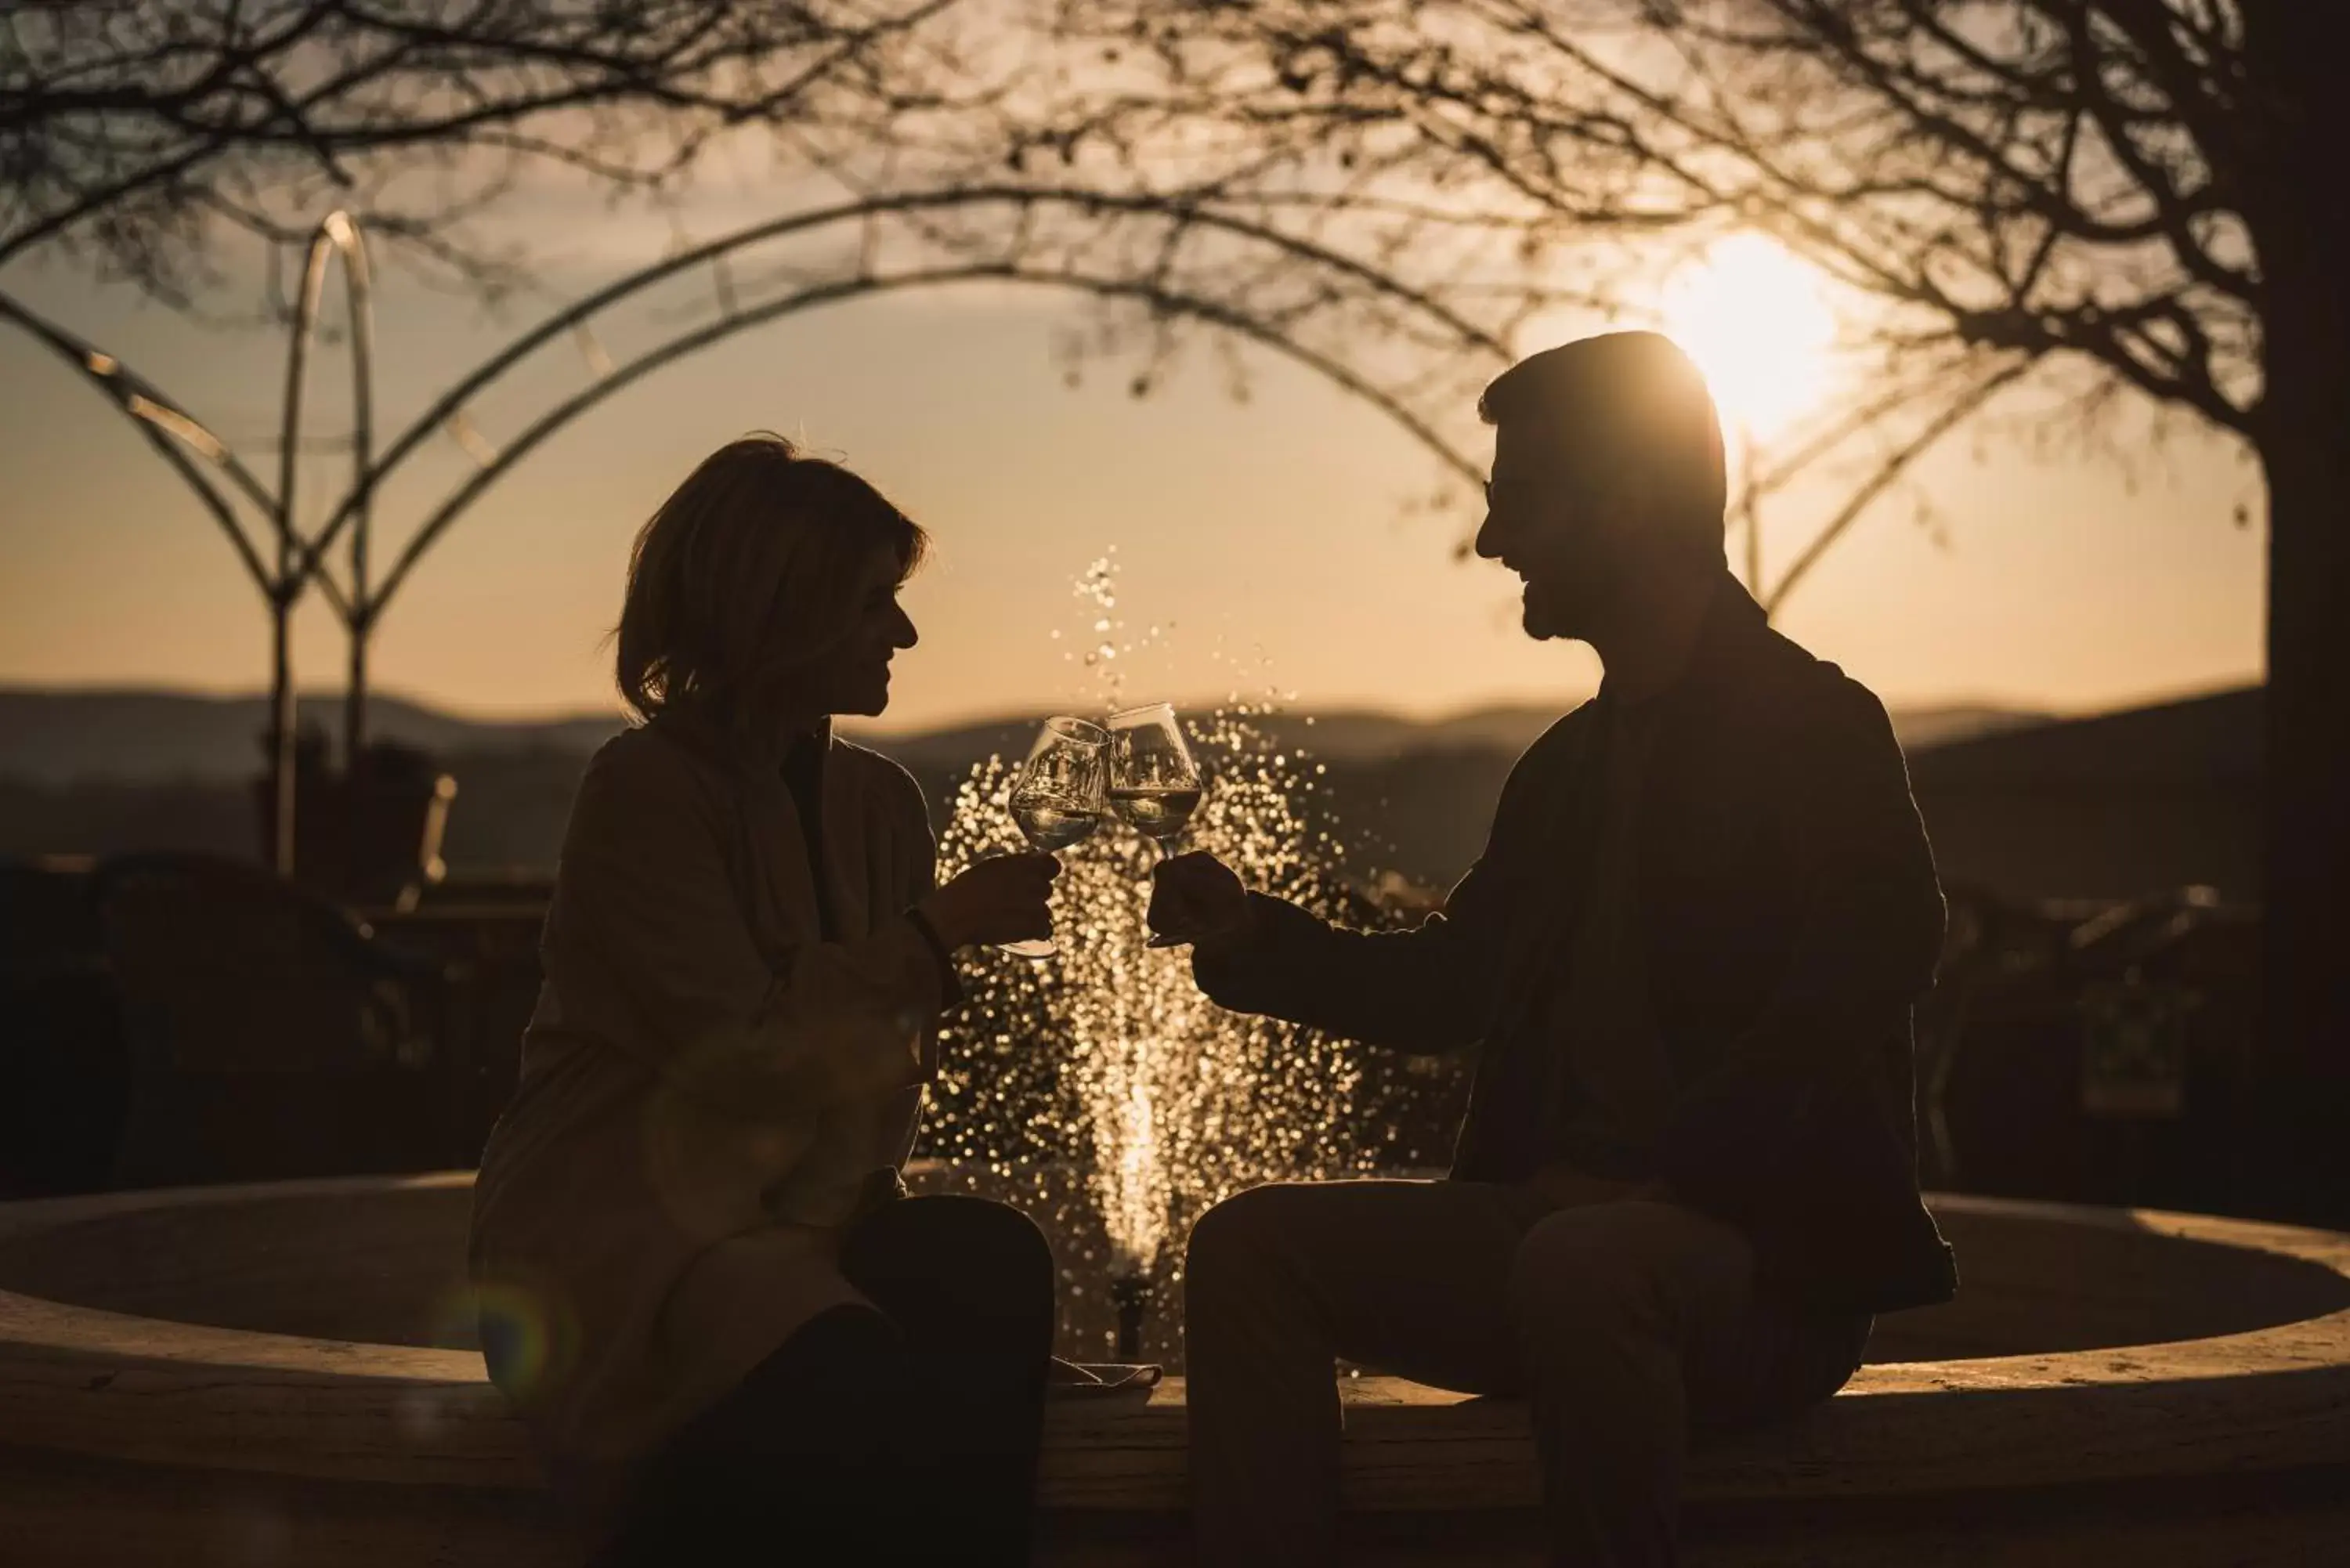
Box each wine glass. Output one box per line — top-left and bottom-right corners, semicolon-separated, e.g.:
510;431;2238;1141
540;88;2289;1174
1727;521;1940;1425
1000;716;1108;959
1107;703;1206;946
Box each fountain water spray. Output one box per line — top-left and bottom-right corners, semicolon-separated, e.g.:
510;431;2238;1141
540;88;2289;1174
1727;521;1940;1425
924;555;1382;1363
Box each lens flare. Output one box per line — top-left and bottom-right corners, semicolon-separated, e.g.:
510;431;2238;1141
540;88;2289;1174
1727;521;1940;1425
466;1279;576;1403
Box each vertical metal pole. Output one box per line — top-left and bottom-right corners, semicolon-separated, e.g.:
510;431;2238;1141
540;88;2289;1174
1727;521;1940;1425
273;232;331;880
344;474;369;904
345;619;370;866
344;461;369;904
1744;486;1762;606
269;581;298;876
338;215;376;773
1740;420;1764;613
346;562;369;771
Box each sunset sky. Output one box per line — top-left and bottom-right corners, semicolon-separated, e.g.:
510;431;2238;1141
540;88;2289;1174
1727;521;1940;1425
0;182;2268;739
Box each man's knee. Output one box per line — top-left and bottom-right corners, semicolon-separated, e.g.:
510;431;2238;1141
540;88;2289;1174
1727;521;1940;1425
1506;1204;1672;1343
1508;1200;1757;1366
1184;1183;1315;1302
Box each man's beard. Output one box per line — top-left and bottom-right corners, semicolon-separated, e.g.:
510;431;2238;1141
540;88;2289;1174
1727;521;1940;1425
1520;573;1600;642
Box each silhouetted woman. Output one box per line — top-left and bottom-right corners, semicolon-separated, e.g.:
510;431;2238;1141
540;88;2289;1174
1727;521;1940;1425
469;435;1062;1566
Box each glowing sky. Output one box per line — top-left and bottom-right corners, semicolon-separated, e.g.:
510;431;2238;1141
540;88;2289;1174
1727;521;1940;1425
1660;234;1839;443
0;205;2265;736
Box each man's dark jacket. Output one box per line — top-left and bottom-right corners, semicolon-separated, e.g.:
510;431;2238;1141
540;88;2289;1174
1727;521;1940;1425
1197;575;1958;1315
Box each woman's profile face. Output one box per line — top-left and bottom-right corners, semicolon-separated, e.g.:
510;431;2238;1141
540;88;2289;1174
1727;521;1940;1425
787;544;920;720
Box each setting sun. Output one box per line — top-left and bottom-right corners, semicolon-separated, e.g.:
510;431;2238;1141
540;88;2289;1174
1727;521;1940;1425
1660;233;1838;441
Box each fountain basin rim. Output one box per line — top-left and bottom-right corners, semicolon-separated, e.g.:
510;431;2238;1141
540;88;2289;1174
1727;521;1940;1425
2;1176;2348;1508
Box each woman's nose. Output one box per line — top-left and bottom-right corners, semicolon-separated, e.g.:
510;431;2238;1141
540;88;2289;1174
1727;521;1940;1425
891;604;919;649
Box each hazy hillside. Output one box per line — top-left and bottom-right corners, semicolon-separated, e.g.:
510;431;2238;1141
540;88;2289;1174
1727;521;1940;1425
0;687;2042;786
0;687;1565;785
0;689;624;787
1905;687;2260;901
0;684;2058;890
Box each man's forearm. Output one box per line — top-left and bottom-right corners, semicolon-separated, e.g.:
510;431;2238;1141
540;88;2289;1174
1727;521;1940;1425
1192;892;1491;1054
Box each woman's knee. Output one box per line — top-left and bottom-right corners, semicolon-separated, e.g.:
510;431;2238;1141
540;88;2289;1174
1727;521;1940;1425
862;1191;1049;1266
953;1197;1055;1302
852;1194;1056;1328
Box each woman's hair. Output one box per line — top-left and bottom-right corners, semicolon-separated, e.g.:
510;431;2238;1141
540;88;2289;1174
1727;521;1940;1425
615;433;927;724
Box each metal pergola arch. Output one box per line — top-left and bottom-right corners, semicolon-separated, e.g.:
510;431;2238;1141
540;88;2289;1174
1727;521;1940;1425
2;214;373;873
3;190;1492;876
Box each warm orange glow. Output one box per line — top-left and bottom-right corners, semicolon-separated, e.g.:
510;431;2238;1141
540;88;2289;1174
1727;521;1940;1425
1660;234;1837;439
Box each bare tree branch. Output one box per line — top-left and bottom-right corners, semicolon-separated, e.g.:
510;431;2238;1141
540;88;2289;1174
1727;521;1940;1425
0;0;984;303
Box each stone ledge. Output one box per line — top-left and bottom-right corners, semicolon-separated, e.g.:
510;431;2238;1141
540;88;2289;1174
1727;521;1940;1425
2;1177;2346;1516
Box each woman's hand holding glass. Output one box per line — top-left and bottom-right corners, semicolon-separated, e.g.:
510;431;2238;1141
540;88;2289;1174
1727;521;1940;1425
920;852;1062;952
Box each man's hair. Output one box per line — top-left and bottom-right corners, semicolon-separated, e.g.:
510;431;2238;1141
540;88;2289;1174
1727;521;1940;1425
615;433;927;724
1478;331;1729;549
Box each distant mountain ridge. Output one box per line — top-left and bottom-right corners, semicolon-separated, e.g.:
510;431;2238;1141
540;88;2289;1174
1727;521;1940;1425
3;685;2259;896
0;686;2050;787
0;689;624;788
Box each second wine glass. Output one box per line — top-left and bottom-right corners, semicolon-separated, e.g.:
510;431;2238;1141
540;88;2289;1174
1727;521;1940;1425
1108;702;1204;857
1108;703;1205;948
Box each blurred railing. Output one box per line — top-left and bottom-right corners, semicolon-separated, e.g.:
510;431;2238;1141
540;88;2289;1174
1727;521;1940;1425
0;858;2270;1217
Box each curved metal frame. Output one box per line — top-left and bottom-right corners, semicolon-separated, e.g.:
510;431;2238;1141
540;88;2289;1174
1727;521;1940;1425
378;262;1486;612
0;215;373;876
7;187;2018;830
3;189;1517;878
265;213;374;873
0;296;280;591
5;177;1996;884
298;185;1502;601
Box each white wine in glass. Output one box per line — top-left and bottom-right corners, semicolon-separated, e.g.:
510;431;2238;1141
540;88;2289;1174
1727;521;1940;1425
1012;795;1104;853
1108;703;1204;852
1105;783;1202;843
1108;703;1206;947
1000;716;1108;959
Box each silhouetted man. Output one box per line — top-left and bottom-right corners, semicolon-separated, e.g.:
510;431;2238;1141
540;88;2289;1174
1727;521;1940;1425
1148;332;1958;1567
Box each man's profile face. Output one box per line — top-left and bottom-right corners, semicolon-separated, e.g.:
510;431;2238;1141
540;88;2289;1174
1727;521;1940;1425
1474;423;1628;642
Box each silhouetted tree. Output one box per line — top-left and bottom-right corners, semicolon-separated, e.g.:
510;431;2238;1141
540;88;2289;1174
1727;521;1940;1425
1010;0;2344;1206
0;0;971;304
9;2;2341;1200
